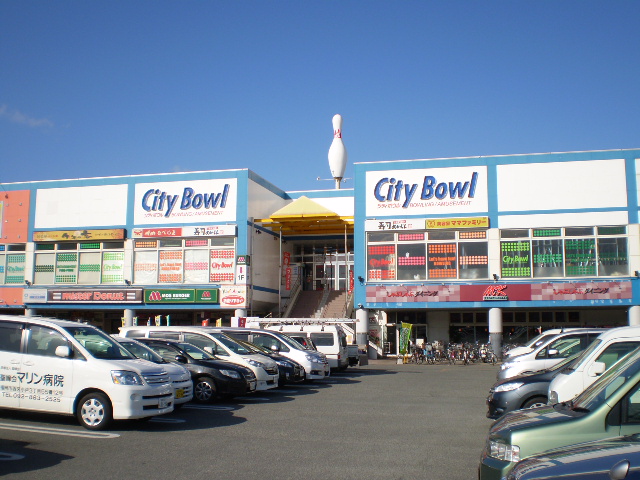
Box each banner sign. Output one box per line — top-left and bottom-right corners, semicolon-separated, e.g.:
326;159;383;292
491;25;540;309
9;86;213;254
220;285;247;308
23;288;48;304
33;229;125;242
365;281;632;304
48;288;143;303
365;219;426;231
426;217;489;229
132;225;236;238
145;288;219;304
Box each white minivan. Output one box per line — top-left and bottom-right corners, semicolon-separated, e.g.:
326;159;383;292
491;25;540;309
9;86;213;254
118;325;280;391
263;324;350;371
212;327;330;380
548;326;640;404
0;315;174;430
505;328;583;359
497;328;606;381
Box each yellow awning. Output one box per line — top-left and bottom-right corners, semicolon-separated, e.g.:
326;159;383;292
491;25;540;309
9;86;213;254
254;196;353;235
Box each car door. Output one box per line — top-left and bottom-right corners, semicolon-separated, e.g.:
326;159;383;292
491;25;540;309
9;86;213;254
0;320;25;408
20;324;74;414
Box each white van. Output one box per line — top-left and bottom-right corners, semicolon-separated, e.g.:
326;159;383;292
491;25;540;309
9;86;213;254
0;315;174;430
212;327;330;380
548;326;640;404
118;325;279;391
264;324;349;371
497;328;606;381
505;328;580;358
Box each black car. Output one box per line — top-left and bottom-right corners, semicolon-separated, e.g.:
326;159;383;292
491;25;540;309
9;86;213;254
134;337;257;403
487;352;579;420
233;338;306;385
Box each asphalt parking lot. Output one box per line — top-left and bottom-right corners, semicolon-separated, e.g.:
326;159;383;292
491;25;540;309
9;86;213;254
0;359;498;480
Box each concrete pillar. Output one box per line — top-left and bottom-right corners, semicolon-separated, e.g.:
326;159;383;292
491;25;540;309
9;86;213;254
489;307;503;360
24;308;34;317
235;308;247;318
629;306;640;326
123;309;135;327
355;307;369;347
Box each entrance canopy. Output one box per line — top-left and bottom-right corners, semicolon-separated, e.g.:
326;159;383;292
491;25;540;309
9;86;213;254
254;196;354;236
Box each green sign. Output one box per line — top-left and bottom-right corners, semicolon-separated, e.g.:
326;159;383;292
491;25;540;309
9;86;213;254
145;288;219;304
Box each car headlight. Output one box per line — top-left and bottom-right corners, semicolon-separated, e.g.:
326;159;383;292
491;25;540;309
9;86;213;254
306;354;323;364
247;359;265;369
500;362;515;371
219;369;242;379
494;382;524;393
111;370;144;386
548;391;558;404
488;440;520;462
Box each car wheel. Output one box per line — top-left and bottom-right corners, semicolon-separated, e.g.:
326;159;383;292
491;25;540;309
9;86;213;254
522;396;547;409
193;377;217;403
76;392;113;430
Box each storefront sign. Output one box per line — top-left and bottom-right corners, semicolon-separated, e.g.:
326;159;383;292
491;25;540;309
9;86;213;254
365;166;488;217
23;288;48;304
134;179;237;225
365;219;425;231
220;285;247;308
48;288;143;303
132;225;236;238
426;217;489;229
33;229;125;242
144;288;219;304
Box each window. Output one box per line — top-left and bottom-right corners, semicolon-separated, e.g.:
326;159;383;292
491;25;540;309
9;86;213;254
33;242;125;285
134;237;236;285
0;250;26;285
0;321;23;353
25;326;68;357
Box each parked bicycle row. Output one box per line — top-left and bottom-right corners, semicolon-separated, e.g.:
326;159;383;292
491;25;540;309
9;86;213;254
404;341;498;365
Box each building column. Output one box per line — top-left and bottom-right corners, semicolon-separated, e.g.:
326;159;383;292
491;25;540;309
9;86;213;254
489;307;503;360
123;309;135;327
235;308;247;318
629;306;640;326
355;307;369;347
24;308;34;317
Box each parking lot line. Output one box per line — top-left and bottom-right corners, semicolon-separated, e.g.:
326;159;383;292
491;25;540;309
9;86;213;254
0;422;119;439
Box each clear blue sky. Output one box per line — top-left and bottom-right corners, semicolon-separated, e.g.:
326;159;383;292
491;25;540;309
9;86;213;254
2;1;639;192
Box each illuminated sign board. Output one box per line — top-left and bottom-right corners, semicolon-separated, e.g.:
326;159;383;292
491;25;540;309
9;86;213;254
33;229;125;242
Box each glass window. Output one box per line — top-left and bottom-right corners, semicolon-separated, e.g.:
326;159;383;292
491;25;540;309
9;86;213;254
532;239;564;277
598;237;628;276
367;244;396;281
501;241;531;278
427;243;457;279
25;326;68;357
310;333;335;346
458;242;488;279
0;321;23;353
397;243;426;280
565;238;596;276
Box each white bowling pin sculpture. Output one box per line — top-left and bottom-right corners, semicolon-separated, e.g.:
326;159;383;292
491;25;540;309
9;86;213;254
328;114;348;189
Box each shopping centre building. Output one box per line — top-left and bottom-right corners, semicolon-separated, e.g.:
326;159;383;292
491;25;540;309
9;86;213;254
2;148;640;356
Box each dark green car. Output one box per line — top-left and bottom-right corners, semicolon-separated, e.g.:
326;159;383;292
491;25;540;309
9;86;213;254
479;347;640;480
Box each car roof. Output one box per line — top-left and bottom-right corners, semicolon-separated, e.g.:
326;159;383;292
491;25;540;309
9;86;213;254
0;314;96;329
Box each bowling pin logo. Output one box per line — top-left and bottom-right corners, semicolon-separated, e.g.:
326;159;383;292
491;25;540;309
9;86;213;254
328;114;347;189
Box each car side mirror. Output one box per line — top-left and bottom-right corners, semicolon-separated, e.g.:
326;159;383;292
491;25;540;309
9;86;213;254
203;346;214;355
588;361;606;377
55;346;72;358
548;348;559;357
175;354;188;364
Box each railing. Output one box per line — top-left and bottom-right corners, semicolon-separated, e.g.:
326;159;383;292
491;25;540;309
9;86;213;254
280;277;302;318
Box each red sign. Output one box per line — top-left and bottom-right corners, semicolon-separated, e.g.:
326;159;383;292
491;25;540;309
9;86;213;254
460;284;531;301
285;267;292;290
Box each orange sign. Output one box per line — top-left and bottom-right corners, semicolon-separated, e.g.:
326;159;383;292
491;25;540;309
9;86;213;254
33;229;125;242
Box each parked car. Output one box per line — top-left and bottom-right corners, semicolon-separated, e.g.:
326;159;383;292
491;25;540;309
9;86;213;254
505;328;583;359
505;434;640;480
479;347;640;480
0;315;173;430
119;326;279;391
211;326;330;380
497;328;605;380
487;353;580;420
112;336;194;407
549;326;640;404
232;337;306;386
131;337;257;402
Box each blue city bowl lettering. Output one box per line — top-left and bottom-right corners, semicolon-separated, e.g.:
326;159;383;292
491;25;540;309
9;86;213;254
142;185;230;217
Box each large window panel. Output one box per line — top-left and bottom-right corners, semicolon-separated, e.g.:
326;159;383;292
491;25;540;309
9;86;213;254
598;237;628;276
501;241;531;278
532;239;564;277
34;253;55;284
397;243;426;280
367;244;396;280
427;243;457;279
459;242;488;279
78;252;101;285
159;250;183;283
55;252;77;284
565;238;596;276
134;250;158;284
184;249;209;283
102;252;125;284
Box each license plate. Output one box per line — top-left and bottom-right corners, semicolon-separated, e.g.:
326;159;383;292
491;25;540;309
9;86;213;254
175;388;184;399
159;398;170;408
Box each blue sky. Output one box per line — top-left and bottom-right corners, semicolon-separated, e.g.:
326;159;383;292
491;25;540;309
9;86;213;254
1;1;639;193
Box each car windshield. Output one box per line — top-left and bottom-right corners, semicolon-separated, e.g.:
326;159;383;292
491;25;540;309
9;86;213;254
547;352;581;373
177;342;216;360
235;338;267;354
572;347;640;411
64;325;135;360
119;341;166;364
211;333;253;355
568;339;603;371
